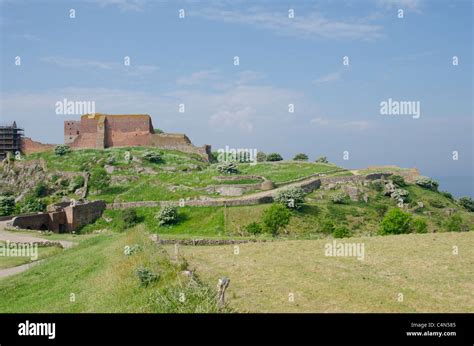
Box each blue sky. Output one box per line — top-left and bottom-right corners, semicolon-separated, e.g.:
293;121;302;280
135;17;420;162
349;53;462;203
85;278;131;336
0;0;472;196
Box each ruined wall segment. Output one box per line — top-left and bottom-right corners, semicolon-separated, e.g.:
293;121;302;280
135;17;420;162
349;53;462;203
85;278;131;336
20;137;55;155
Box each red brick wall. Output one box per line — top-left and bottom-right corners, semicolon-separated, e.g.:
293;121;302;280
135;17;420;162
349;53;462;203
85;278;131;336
64;121;81;144
20;137;55;155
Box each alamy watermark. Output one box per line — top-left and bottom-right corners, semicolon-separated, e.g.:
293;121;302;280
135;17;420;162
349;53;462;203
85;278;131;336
380;98;420;119
324;240;365;261
0;241;38;261
217;145;258;165
55;98;96;116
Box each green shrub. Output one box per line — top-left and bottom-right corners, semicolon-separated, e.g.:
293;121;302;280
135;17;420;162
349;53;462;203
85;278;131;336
0;196;15;216
315;156;328;163
33;182;48;198
266;153;283;162
216;162;238;174
262;204;291;236
320;218;335;234
412;218;428;233
143;151;163;163
256;151;267;162
428;199;445;209
293;153;308;161
135;267;159;287
54;145;70;156
458;197;474;212
333;226;351;238
122;209;140;228
244;222;262;235
444;215;468;232
124;244;141;256
154;128;164;134
274;186;305;209
331;192;346;204
155;205;178;226
379;208;413;235
19;196;46;213
416;176;439;191
391;175;407;187
89;167;110;192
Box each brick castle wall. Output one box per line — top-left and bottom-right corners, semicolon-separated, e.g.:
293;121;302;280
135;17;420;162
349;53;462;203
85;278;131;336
20;137;55;155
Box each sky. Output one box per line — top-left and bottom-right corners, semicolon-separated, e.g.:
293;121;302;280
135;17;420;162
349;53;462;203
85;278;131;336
0;0;472;197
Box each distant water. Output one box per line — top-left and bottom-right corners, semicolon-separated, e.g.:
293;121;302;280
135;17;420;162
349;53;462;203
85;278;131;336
433;176;473;198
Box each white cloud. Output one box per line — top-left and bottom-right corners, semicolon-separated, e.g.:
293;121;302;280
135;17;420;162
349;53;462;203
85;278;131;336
191;7;384;41
313;70;344;84
176;69;220;86
375;0;423;12
41;57;158;76
310;117;330;125
310;117;374;131
86;0;146;12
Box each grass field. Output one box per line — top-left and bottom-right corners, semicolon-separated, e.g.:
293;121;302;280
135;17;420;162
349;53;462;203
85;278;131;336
176;231;474;312
0;227;224;313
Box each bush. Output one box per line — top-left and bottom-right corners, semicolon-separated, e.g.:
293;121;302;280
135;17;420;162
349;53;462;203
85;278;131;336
444;215;468;232
256;151;267;162
0;196;15;216
122;209;140;228
416;176;439;191
154;128;164;134
428;199;445;209
244;222;262;235
266;153;283;162
458;197;474;212
274;186;305;209
89;167;110;192
412;218;428;233
333;226;351;238
69;175;85;191
262;204;291;236
379;208;413;235
315;156;328;163
156;205;178;226
293;153;308;161
216;162;238;174
33;182;48;198
331;192;346;204
19;196;46;213
320;218;335;234
54;145;70;156
136;267;159;287
391;175;407;187
143;151;163;163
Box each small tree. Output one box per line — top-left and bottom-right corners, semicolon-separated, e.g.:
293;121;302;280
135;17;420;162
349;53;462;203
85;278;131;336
379;208;412;235
244;222;262;235
274;186;305;209
156;205;178;226
33;182;48;197
262;204;291;236
458;197;474;212
416;176;439;191
54;145;70;156
266;153;283;162
143;151;163;163
0;196;15;216
256;151;267;162
216;162;238;174
444;215;468;232
293;153;308;161
89;167;110;192
315;156;328;163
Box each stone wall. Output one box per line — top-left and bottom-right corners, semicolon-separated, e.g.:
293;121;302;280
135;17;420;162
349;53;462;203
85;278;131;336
20;137;55;155
64;200;106;231
10;213;52;230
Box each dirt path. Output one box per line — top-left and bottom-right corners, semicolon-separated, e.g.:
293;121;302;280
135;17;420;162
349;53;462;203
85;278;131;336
0;260;43;279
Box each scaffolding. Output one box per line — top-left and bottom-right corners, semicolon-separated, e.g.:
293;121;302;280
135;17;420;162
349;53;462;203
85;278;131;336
0;122;24;160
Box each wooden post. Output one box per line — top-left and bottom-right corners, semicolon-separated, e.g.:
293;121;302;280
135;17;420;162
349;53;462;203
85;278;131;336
217;277;230;307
